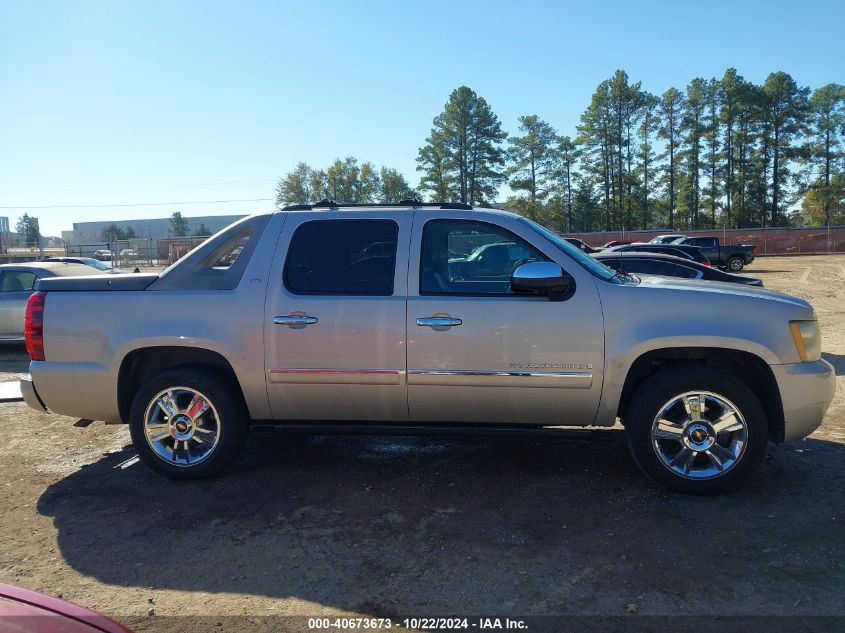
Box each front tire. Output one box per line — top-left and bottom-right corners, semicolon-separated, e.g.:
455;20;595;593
129;368;249;480
624;367;768;494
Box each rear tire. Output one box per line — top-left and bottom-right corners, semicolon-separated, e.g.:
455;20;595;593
727;256;744;272
624;367;768;494
129;368;249;480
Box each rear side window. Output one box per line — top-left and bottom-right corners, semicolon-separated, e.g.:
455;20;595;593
688;237;717;248
207;228;251;269
284;219;399;295
0;271;37;292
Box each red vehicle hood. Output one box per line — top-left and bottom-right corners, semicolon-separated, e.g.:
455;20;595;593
0;584;132;633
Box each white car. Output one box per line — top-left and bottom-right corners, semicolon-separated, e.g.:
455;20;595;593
0;262;105;340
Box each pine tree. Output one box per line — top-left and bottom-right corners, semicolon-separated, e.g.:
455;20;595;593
702;79;720;228
577;80;615;229
806;84;845;226
417;122;454;201
720;69;743;227
555;136;581;232
168;212;189;237
658;88;683;228
507;115;559;219
681;78;707;228
416;86;507;205
761;72;810;225
637;93;659;229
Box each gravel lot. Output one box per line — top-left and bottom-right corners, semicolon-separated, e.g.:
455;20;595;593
0;254;843;632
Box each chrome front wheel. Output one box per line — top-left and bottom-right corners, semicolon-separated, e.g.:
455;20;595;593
143;387;221;467
651;391;748;480
625;367;768;494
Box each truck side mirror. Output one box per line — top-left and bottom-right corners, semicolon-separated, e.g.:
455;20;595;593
511;262;573;300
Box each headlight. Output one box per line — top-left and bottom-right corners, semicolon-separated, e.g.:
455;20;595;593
789;320;822;362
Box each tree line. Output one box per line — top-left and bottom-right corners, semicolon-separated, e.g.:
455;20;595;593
276;158;419;207
276;73;845;231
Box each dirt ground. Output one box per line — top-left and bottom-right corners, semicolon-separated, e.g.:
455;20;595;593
0;254;843;632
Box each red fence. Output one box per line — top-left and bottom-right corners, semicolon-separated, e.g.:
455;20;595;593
565;226;845;255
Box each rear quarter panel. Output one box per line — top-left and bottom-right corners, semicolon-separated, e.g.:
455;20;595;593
32;213;286;423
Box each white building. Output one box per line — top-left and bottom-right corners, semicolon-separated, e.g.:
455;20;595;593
67;214;247;244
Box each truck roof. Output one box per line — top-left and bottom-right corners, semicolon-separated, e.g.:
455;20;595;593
279;199;474;211
275;200;525;223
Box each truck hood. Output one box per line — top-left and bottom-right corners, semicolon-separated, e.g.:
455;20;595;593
632;274;812;311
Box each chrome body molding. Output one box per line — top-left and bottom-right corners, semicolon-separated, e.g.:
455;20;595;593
407;368;593;389
268;368;401;385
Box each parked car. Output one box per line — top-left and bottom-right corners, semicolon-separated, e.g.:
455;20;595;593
448;241;537;279
602;240;633;248
0;262;104;340
119;248;139;258
42;256;127;273
663;236;757;271
593;252;763;286
20;203;834;494
564;237;597;253
93;249;113;261
0;583;132;633
649;234;684;244
606;242;712;266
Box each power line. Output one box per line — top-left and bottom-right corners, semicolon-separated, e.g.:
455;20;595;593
0;197;275;210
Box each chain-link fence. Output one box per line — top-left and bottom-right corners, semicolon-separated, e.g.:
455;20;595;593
565;226;845;255
0;236;216;268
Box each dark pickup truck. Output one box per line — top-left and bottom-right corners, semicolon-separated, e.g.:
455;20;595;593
669;236;756;271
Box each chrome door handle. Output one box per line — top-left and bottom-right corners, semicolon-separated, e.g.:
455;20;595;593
416;316;462;328
274;315;318;327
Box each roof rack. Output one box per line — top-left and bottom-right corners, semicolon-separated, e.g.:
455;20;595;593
281;199;473;211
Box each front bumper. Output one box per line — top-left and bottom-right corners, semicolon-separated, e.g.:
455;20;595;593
19;375;49;414
770;359;836;442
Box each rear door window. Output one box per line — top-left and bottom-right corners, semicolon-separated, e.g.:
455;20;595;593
284;219;399;295
0;271;37;292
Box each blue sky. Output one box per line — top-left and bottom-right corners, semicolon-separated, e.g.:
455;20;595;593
1;0;843;236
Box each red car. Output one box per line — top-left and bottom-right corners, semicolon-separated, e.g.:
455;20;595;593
0;584;132;633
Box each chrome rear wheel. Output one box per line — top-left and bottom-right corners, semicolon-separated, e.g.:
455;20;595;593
130;368;249;479
143;387;221;467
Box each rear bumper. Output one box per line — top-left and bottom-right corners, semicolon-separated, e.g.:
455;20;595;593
19;375;49;414
28;361;121;423
771;359;836;442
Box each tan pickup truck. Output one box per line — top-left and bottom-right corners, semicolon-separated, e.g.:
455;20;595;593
20;202;835;494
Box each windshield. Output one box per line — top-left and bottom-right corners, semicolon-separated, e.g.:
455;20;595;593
519;217;617;282
87;259;112;271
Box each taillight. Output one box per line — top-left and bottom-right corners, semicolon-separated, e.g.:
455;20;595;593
753;246;758;255
24;291;46;361
702;259;711;267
